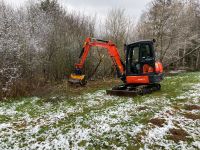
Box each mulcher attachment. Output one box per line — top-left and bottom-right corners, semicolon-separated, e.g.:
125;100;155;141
68;74;87;86
106;84;161;97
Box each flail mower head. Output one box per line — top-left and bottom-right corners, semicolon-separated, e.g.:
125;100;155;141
68;68;87;86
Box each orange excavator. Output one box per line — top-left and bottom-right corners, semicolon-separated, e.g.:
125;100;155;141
69;37;164;96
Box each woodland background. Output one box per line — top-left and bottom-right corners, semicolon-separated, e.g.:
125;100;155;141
0;0;200;99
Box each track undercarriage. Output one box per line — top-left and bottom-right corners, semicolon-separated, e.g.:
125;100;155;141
106;84;161;97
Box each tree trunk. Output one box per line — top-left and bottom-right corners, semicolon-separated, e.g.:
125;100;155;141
182;40;186;67
196;51;200;70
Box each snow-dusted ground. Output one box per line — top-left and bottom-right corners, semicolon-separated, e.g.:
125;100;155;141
0;74;200;149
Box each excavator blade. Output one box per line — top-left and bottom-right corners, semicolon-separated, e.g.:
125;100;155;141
68;74;86;86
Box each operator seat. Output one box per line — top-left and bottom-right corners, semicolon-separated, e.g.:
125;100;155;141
141;45;154;74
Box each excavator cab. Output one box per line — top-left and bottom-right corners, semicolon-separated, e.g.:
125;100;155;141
125;40;163;85
126;41;155;75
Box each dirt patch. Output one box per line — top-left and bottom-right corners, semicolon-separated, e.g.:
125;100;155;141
32;78;120;98
184;104;200;111
149;118;166;127
173;105;181;111
137;106;148;111
134;131;146;143
169;128;188;142
184;113;200;120
13;121;27;130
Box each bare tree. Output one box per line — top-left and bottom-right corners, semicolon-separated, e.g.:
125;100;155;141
104;8;133;48
0;0;96;99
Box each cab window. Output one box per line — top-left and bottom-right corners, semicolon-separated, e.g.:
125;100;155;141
127;45;140;74
140;44;153;59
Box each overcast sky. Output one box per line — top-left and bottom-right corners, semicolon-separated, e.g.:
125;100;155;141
5;0;151;22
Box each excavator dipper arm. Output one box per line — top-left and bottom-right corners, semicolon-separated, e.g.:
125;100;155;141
69;37;125;85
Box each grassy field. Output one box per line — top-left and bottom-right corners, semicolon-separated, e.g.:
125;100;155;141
0;72;200;150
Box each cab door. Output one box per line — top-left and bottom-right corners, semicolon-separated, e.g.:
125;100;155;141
126;41;155;76
139;42;155;74
126;43;140;75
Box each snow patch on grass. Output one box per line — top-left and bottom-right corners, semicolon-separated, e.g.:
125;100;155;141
177;83;200;103
0;122;11;130
0;105;18;116
141;107;175;149
0;76;200;149
141;105;200;149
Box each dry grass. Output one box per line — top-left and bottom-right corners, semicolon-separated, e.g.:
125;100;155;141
31;78;121;98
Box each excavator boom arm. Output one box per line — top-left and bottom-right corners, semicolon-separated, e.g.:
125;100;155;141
75;37;125;77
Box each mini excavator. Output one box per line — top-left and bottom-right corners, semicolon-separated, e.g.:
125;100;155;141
69;37;164;96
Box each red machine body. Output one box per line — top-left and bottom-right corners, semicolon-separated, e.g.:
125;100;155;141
69;37;164;96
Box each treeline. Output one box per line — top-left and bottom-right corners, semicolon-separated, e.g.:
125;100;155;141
0;0;95;98
0;0;200;99
137;0;200;70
